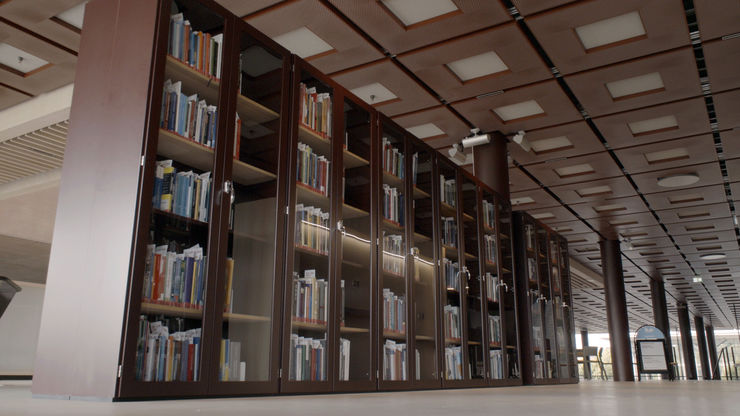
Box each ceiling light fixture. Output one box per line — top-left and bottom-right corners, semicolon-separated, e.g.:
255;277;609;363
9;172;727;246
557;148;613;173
693;275;703;283
656;173;699;188
511;130;530;152
461;128;490;148
448;143;467;164
700;253;727;260
622;238;633;250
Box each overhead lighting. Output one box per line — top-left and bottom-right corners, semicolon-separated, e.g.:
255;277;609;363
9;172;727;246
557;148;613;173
462;128;490;148
511;130;530;152
700;253;727;260
532;212;555;220
656;173;699;188
593;204;626;213
350;82;398;105
381;0;458;26
511;196;535;206
55;1;87;29
492;100;544;122
530;135;572;154
693;275;703;283
576;185;612;197
273;27;333;59
446;51;508;82
406;123;444;139
574;11;646;50
622;238;634;250
644;147;689;164
448;143;467;164
0;43;49;74
628;115;678;135
606;72;664;99
555;163;594;178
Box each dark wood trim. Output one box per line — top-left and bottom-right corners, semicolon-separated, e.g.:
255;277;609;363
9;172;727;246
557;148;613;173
304;48;339;62
50;16;82;34
241;0;299;20
631;125;680;137
0;16;78;56
611;87;667;102
0;81;33;97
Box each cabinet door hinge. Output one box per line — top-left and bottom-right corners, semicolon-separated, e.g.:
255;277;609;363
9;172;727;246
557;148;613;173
285;206;289;215
117;364;122;378
279;368;283;379
140;155;145;167
376;369;380;379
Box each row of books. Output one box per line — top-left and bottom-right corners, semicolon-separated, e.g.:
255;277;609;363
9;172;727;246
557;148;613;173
382;137;404;179
135;318;202;382
143;243;206;308
299;83;332;138
490;350;503;379
382;185;405;225
219;339;246;381
445;346;463;380
440;176;456;207
297;142;330;196
338;338;351;381
382;234;405;276
292;270;329;325
482;199;495;230
442;258;460;291
382;340;408;381
488;315;502;345
153;160;212;222
486;273;500;303
382;289;406;334
441;217;457;247
484;234;497;264
289;334;327;381
527;257;537;281
444;305;462;340
169;13;223;79
534;354;545;379
161;79;218;148
295;205;330;255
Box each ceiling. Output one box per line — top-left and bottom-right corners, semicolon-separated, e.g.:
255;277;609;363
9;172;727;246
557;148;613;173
2;0;740;331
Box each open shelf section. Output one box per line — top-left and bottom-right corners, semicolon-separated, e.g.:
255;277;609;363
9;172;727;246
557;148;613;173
298;125;368;169
296;182;330;210
292;319;328;332
141;302;203;319
224;312;271;323
383;330;407;340
165;55;219;104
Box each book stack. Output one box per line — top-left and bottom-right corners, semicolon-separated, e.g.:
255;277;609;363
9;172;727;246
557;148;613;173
142;243;206;309
338;338;351;381
219;339;245;381
168;13;223;79
382;234;405;276
488;315;501;344
489;350;503;379
382;185;404;225
442;258;460;291
443;305;461;340
527;258;537;281
482;199;495;229
445;346;463;380
299;83;332;138
534;354;545;379
153;160;212;222
440;176;456;207
485;273;499;303
382;340;408;381
484;234;496;264
441;217;457;247
135;318;201;382
295;205;330;255
382;289;406;334
292;269;329;325
382;137;404;179
296;142;330;196
289;334;327;381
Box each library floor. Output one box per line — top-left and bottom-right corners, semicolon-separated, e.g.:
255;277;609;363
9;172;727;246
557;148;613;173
2;380;739;415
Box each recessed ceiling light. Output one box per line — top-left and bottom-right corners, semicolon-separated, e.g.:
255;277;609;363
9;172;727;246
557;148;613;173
511;196;535;206
273;27;333;59
668;193;703;204
628;115;678;135
554;163;594;178
552;226;572;232
576;185;612;197
381;0;458;26
644;147;689;164
700;253;726;260
693;275;703;283
492;100;545;122
575;11;646;50
406;123;444;139
0;43;49;74
530;136;573;154
446;51;508;82
350;82;398;105
594;203;626;213
656;173;699;188
55;2;87;29
606;72;664;99
532;212;554;220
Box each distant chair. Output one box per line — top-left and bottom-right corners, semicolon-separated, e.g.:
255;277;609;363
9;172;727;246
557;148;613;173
597;347;611;380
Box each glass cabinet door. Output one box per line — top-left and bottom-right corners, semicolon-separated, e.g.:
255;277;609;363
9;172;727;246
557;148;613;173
551;239;567;381
409;143;438;383
285;69;334;383
379;121;409;382
537;227;556;380
559;237;578;379
523;219;545;381
439;161;462;381
461;177;484;380
336;98;373;383
482;190;503;381
135;0;225;384
497;198;519;380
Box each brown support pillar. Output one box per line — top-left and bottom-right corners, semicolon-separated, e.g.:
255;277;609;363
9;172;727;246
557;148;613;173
677;303;697;380
599;239;634;381
650;278;675;379
581;329;591;379
694;316;711;379
705;324;720;380
473;131;509;199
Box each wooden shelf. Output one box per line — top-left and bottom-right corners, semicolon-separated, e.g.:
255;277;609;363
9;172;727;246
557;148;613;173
340;326;369;334
342;202;369;219
483;225;496;234
468;340;482;346
382;218;404;231
489;342;502;349
298;125;368;169
165;55;219;105
292;319;327;331
152;208;209;227
233;159;276;186
442;244;458;259
413;231;432;242
141;302;202;319
224;312;270;323
294;244;329;258
236;94;279;125
381;171;430;199
382;268;406;279
344;148;369;169
296;181;330;211
445;337;462;345
383;330;407;340
440;201;473;222
415;335;435;341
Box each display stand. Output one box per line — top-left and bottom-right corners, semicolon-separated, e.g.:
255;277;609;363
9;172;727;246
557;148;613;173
634;325;673;381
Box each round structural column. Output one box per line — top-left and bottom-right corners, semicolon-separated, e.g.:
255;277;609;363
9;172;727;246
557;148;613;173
677;303;697;380
473;131;509;199
581;329;592;379
694;315;711;379
705;324;719;380
599;239;634;381
649;278;675;379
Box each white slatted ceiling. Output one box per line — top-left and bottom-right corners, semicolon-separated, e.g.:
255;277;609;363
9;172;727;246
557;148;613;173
0;121;67;184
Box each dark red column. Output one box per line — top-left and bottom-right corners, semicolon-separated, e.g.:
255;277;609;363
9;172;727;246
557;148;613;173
599;239;634;381
473;132;509;199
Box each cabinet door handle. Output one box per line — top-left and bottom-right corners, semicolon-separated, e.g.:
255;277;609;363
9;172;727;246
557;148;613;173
224;180;235;204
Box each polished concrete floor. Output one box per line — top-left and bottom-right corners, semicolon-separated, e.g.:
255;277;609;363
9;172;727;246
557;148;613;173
1;380;738;416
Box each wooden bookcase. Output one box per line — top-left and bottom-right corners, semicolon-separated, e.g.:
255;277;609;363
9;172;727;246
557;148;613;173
33;0;530;400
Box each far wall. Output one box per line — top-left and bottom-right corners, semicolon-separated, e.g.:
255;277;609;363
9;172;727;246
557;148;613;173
0;282;45;375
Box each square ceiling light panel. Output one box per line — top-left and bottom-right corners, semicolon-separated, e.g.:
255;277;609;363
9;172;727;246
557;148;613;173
530;135;573;155
644;147;689;164
381;0;459;27
492;100;545;122
628;114;678;136
54;2;87;29
273;27;333;59
554;163;595;178
350;82;398;106
0;43;49;75
446;51;509;82
606;72;664;100
575;11;646;51
406;123;445;139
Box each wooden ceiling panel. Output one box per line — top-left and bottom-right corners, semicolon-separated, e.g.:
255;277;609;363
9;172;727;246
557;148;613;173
587;212;660;237
614;134;717;175
398;23;551;102
549;176;637;204
623;245;680;261
244;0;384;74
592;98;711;149
685;249;740;263
0;0;83;51
565;47;701;117
694;0;740;41
631;255;687;268
703;38;740;93
664;217;735;236
643;184;728;210
625;236;676;250
511;0;578;16
523;152;622;187
566;232;601;247
521;205;577;224
451;80;581;133
714;89;740;130
508;166;540;192
0;85;31;111
548;219;595;235
510;188;561;210
629;162;723;195
679;240;739;256
655;203;732;225
331;59;438;116
328;0;510;54
719;129;740;159
568;195;648;220
673;230;738;246
391;105;470;149
722;158;740;183
217;0;282;17
508;121;604;166
526;0;690;75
